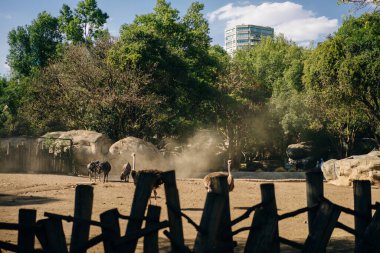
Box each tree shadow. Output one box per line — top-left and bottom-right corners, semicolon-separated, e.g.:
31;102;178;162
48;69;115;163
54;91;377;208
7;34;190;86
0;194;60;206
233;237;356;252
170;236;356;252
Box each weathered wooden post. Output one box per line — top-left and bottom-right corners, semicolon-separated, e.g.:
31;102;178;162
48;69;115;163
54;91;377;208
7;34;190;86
244;183;279;253
36;218;68;253
100;208;121;253
306;171;324;233
17;209;36;253
302;200;341;253
361;203;380;253
353;180;372;253
194;175;230;253
161;170;185;251
124;171;157;253
213;173;234;250
144;205;161;253
70;185;94;253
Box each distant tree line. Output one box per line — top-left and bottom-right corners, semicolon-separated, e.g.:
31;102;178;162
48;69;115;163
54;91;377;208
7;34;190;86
1;0;379;164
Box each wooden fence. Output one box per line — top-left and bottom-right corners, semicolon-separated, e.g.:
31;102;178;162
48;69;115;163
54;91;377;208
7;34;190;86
0;137;74;174
0;170;379;253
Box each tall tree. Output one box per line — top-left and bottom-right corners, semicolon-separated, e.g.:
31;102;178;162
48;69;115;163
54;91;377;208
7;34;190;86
303;12;380;156
0;77;33;136
7;11;61;77
108;0;219;139
58;0;109;44
22;40;160;140
214;36;308;164
58;4;83;43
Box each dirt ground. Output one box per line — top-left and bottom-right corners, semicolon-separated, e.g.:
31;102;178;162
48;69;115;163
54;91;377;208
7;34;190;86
0;173;379;252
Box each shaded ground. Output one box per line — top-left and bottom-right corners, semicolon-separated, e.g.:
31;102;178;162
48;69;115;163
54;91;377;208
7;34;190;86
0;173;379;252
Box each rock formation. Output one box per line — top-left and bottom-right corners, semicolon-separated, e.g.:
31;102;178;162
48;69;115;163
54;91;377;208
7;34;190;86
286;142;313;169
42;130;113;173
321;151;380;186
108;136;164;173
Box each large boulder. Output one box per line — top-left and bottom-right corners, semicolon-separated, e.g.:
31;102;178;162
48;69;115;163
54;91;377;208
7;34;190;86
286;142;312;160
108;137;164;174
321;151;380;186
286;142;314;169
42;130;113;170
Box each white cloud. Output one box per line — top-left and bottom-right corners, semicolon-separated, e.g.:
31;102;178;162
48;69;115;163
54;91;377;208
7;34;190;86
207;1;338;44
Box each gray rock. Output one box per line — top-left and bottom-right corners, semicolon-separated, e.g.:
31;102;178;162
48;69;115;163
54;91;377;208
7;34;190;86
321;151;380;186
286;142;312;160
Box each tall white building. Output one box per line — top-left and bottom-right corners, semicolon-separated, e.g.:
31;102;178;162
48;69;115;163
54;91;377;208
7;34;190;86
225;24;274;55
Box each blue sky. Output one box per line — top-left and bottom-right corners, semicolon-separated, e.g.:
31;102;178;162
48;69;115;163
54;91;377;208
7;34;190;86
0;0;360;76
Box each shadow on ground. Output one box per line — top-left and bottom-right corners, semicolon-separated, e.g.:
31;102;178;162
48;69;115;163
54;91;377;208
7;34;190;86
0;194;59;206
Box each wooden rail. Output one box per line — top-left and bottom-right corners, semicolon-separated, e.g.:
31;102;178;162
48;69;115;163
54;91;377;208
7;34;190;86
0;169;379;253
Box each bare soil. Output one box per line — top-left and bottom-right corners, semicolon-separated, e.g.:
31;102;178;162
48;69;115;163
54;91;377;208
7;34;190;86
0;173;379;252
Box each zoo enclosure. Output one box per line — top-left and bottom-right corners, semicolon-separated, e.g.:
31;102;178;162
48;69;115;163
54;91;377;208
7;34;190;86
0;170;379;253
0;137;74;174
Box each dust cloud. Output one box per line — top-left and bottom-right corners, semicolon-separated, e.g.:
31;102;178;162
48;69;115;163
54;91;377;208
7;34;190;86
163;130;227;178
0;130;229;179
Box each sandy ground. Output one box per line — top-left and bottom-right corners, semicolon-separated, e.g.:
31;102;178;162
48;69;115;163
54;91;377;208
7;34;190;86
0;172;379;252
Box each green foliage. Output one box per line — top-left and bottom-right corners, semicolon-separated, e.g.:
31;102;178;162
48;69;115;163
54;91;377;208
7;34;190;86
0;77;34;136
303;12;380;157
2;1;379;163
58;0;109;44
21;41;161;140
222;36;309;160
108;0;219;138
58;4;83;43
7;12;62;77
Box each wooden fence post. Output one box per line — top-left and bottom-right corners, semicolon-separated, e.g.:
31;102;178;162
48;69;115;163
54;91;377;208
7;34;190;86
211;173;234;251
244;183;279;253
70;185;94;253
100;208;121;253
302;200;341;253
361;203;380;253
161;170;185;251
144;205;161;253
306;171;324;233
17;209;36;253
353;180;372;253
124;171;158;253
194;176;229;253
36;218;68;253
